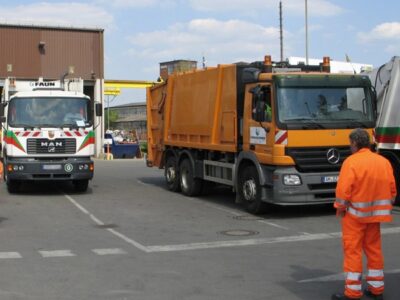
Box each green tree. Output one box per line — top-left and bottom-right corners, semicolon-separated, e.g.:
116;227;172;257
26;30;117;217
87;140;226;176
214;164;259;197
104;109;119;130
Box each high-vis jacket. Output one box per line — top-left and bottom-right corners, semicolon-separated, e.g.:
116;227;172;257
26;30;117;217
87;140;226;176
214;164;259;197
335;148;397;223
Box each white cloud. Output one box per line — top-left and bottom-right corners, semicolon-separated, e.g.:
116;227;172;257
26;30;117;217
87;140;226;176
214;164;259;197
358;22;400;43
127;18;283;69
95;0;177;8
190;0;343;17
357;22;400;63
106;0;158;7
0;2;113;30
96;0;159;8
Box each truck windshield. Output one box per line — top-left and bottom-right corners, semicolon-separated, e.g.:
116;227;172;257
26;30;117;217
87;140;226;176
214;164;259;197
8;97;92;128
276;87;375;129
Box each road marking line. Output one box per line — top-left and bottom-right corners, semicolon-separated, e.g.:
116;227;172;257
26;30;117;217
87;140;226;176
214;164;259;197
92;248;127;255
65;194;105;226
64;194;90;214
258;220;290;230
39;250;76;258
0;252;22;259
64;193;400;254
204;203;243;216
90;214;105;226
299;272;344;283
299;269;400;283
204;203;290;230
135;181;291;231
64;193;149;253
145;232;340;252
146;227;400;253
106;228;149;252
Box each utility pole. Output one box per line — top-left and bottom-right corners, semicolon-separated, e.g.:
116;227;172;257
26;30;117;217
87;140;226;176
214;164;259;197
279;1;284;62
305;0;309;65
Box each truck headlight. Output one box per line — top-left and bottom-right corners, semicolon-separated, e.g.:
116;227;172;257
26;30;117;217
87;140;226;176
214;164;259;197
12;165;24;171
283;174;302;186
79;164;89;171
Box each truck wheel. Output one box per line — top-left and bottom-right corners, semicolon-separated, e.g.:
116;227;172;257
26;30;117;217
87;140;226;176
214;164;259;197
383;153;400;206
165;156;181;192
179;158;202;196
239;165;267;214
391;161;400;205
3;163;20;193
6;179;20;194
73;180;89;192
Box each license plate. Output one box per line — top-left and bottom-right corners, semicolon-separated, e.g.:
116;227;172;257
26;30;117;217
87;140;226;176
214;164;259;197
321;176;338;183
42;164;62;170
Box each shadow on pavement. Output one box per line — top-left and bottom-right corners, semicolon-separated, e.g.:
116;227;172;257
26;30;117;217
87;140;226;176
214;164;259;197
137;176;336;218
282;265;400;300
5;180;93;196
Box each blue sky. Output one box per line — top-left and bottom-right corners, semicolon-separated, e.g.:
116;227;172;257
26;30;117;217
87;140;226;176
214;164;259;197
1;0;400;105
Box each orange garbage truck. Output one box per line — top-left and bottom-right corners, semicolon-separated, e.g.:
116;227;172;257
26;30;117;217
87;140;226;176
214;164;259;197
146;55;376;213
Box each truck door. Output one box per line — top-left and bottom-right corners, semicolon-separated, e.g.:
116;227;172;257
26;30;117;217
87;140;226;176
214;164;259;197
242;83;274;164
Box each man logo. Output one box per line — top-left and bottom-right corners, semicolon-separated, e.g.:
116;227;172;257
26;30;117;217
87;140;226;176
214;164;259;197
327;148;340;165
41;141;63;147
48;146;56;153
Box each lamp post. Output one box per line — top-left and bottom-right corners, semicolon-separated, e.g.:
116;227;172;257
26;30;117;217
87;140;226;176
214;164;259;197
305;0;309;65
106;95;117;131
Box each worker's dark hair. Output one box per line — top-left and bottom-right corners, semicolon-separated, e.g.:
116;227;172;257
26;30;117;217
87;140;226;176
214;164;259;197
349;128;370;149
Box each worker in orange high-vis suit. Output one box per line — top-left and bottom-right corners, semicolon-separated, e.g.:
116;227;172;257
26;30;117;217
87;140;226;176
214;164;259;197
332;128;397;300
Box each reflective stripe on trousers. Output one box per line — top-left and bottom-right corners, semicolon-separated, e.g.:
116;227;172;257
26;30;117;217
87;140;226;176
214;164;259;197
366;269;384;295
345;272;362;298
346;272;362;281
342;215;384;298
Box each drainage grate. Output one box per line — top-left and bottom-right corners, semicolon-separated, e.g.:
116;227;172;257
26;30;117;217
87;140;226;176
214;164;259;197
233;215;264;221
218;230;259;237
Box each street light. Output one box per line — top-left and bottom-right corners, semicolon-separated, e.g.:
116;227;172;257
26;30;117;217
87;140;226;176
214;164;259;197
305;0;309;65
106;95;117;131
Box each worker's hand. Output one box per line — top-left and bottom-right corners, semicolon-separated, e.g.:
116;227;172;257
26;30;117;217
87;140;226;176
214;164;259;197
336;208;346;218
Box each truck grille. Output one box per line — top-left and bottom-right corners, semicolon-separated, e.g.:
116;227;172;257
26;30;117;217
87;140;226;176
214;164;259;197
27;139;76;154
286;146;351;173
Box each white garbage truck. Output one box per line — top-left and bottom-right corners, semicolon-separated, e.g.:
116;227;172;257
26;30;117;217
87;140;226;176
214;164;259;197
0;77;102;193
368;56;400;204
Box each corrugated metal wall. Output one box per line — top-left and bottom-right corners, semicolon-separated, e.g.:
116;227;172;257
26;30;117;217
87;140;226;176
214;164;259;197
0;24;103;80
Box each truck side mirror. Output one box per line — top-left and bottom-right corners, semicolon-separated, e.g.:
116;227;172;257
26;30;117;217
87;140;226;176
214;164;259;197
242;68;261;84
250;85;267;122
254;99;266;122
95;103;103;117
371;86;378;120
0;102;4;117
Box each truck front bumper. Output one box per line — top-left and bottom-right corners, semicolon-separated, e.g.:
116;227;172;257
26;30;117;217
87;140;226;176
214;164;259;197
261;166;337;205
4;157;94;181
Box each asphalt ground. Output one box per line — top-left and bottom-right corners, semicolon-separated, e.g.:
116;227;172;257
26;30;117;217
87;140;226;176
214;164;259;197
0;159;399;300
